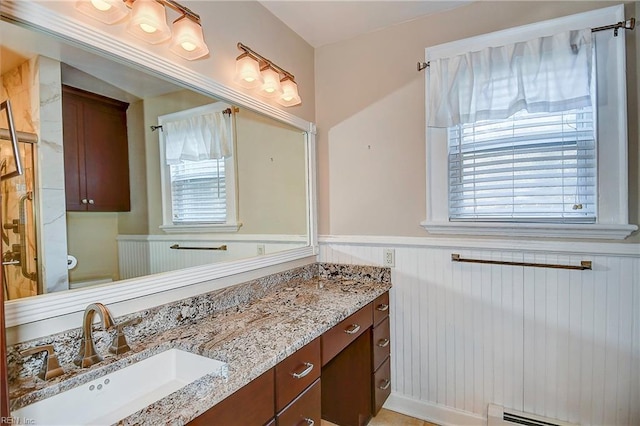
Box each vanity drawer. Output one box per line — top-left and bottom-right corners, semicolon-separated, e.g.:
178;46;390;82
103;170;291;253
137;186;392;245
322;303;373;365
373;292;390;326
373;357;391;415
275;337;321;411
276;378;321;426
189;368;275;426
372;316;390;371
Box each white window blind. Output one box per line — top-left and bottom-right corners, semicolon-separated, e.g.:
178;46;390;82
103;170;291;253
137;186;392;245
170;158;226;223
448;107;596;222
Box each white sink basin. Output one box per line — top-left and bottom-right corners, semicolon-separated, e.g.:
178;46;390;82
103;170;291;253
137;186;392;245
13;349;228;426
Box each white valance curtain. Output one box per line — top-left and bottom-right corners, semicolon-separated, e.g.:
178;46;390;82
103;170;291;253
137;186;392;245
427;29;593;128
164;111;231;165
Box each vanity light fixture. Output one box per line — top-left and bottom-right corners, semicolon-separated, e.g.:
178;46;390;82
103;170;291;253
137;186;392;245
169;15;209;60
126;0;171;44
75;0;209;60
234;53;264;89
277;76;302;107
235;42;302;107
258;64;282;98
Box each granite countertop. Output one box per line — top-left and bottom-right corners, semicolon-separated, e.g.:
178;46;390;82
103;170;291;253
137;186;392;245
10;267;391;425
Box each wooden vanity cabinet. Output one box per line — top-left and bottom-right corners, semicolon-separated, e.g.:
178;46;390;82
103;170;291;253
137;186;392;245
187;293;391;426
62;85;130;212
188;369;275;426
275;337;322;426
189;337;321;426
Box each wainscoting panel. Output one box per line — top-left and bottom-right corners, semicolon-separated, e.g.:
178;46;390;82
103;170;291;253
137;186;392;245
117;235;307;280
319;238;639;426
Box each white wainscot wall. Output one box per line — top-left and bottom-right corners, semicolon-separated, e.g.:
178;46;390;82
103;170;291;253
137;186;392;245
319;236;639;426
118;234;308;279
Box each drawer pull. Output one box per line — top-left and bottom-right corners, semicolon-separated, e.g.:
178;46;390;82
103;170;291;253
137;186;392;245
292;362;314;379
304;419;315;426
376;303;389;312
379;379;391;390
377;338;390;348
344;324;361;335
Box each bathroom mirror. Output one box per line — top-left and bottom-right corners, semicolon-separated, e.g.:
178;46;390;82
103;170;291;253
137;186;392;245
0;2;316;326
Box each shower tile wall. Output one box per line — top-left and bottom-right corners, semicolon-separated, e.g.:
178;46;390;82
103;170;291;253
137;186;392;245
34;56;69;294
0;58;37;299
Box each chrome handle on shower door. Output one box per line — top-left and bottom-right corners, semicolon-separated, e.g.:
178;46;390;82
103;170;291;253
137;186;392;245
0;99;23;181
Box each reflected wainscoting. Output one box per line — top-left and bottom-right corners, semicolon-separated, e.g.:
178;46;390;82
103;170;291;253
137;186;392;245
116;234;308;280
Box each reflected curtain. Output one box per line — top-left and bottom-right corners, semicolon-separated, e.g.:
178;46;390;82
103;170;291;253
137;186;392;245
427;29;593;127
164;111;231;165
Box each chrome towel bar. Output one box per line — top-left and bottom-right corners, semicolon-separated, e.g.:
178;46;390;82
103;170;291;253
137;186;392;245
170;244;227;251
451;253;592;270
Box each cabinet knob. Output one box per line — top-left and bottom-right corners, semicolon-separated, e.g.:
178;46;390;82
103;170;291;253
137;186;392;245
81;199;88;204
304;419;315;426
88;199;95;204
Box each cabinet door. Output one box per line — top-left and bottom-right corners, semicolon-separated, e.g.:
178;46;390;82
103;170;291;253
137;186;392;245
373;357;391;415
62;92;86;211
372;316;390;372
276;378;321;426
62;86;130;212
276;337;320;411
188;369;275;426
82;98;130;211
321;330;372;426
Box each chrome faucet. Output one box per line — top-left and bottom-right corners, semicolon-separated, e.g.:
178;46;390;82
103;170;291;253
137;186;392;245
74;303;115;368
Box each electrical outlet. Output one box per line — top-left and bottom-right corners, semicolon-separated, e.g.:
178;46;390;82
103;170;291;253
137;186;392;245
383;248;395;267
257;244;265;255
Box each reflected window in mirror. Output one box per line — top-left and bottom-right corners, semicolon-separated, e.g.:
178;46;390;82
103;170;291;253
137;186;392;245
158;102;240;233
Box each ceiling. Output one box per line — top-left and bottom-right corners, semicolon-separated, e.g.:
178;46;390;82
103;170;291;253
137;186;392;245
259;1;470;48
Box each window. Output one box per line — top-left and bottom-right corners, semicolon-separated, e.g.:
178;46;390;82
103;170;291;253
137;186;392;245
448;107;596;222
422;5;637;239
170;158;227;224
158;102;240;233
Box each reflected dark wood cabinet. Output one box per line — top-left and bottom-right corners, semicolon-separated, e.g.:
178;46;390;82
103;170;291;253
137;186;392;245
62;85;130;212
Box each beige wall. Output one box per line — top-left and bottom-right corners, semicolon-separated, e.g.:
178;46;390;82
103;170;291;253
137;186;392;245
315;1;640;241
236;109;307;235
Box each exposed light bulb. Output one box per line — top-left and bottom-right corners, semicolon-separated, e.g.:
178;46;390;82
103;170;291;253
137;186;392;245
76;0;129;24
181;41;197;52
90;0;111;11
139;23;157;33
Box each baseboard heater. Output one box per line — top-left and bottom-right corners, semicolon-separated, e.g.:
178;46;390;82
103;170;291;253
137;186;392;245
488;404;579;426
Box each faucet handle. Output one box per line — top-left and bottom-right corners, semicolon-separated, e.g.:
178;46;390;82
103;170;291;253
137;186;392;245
21;344;65;381
109;317;142;355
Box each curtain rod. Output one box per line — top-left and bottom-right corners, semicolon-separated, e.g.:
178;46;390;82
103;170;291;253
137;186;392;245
417;17;636;72
149;107;239;132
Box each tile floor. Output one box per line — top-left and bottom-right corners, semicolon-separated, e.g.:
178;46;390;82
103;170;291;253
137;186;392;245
321;409;438;426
